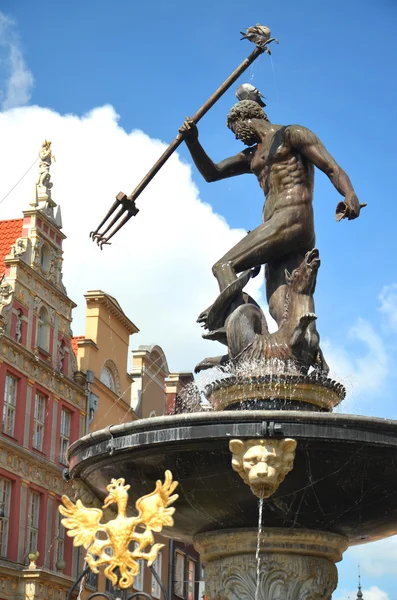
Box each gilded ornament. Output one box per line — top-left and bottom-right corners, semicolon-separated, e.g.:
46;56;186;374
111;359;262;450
59;471;178;589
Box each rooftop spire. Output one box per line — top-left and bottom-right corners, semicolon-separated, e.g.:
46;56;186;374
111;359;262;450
357;566;363;599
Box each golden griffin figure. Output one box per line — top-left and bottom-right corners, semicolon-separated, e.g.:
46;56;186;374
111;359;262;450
59;471;178;589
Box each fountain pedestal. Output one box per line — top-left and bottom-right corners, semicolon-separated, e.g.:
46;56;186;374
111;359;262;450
195;528;348;600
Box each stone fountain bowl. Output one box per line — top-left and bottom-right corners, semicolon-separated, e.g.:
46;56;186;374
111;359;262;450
67;410;397;546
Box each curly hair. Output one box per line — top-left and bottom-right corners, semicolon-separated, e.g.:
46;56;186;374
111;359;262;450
226;100;268;130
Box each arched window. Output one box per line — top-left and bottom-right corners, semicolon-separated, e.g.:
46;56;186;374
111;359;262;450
37;306;50;351
100;360;121;395
100;367;115;392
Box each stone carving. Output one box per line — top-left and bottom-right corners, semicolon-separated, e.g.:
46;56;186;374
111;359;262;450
28;551;40;570
12;237;28;258
70;346;78;374
33;239;41;268
0;279;14;334
0;444;64;494
48;307;56;325
180;96;364;374
33;295;41;312
37;140;54;195
58;339;65;372
195;529;347;600
204;553;337;600
0;280;13;307
229;438;297;498
0;339;84;408
48;251;57;283
15;309;22;342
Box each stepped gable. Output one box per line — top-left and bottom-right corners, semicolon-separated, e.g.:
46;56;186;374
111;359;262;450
0;218;23;277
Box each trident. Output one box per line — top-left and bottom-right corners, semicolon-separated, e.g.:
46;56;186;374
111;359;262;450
90;26;278;249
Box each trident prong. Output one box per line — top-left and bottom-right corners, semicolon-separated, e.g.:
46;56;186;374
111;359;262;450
90;25;278;248
261;38;279;55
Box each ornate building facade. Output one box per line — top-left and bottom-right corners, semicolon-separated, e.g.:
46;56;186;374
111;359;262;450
0;141;201;600
0;143;87;600
72;294;202;600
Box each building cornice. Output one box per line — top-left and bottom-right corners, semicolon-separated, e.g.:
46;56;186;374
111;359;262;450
23;208;67;241
85;290;139;335
0;436;72;496
77;338;98;351
0;335;86;410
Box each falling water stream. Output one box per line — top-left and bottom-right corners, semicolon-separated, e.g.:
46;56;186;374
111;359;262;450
255;496;264;600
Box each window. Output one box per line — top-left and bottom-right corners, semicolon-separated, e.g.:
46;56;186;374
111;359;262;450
33;393;46;451
174;551;185;597
100;360;120;395
105;578;116;596
54;508;65;567
27;491;40;554
100;366;115;392
0;477;11;557
174;552;196;600
151;552;162;599
133;542;144;591
60;408;71;464
37;306;49;351
187;559;195;600
85;570;98;590
3;374;17;436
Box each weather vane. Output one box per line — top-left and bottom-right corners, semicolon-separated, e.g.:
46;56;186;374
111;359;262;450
90;24;278;249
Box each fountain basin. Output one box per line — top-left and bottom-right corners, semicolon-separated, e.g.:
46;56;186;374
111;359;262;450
67;410;397;546
205;374;345;411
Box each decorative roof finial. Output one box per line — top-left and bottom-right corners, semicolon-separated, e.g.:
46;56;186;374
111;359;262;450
32;140;57;215
357;565;363;599
38;139;55;193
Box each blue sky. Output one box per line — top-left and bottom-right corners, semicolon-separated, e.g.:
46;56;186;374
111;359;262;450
1;1;397;597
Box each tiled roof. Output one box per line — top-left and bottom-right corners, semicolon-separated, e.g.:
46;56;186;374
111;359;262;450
71;335;85;357
0;218;23;277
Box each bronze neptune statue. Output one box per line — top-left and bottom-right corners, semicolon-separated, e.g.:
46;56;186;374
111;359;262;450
90;24;364;377
180;97;365;373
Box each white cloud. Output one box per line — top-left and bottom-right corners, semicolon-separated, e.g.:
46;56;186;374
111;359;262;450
322;317;389;406
0;11;34;109
379;283;397;333
347;536;397;577
336;586;390;600
0;104;264;371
